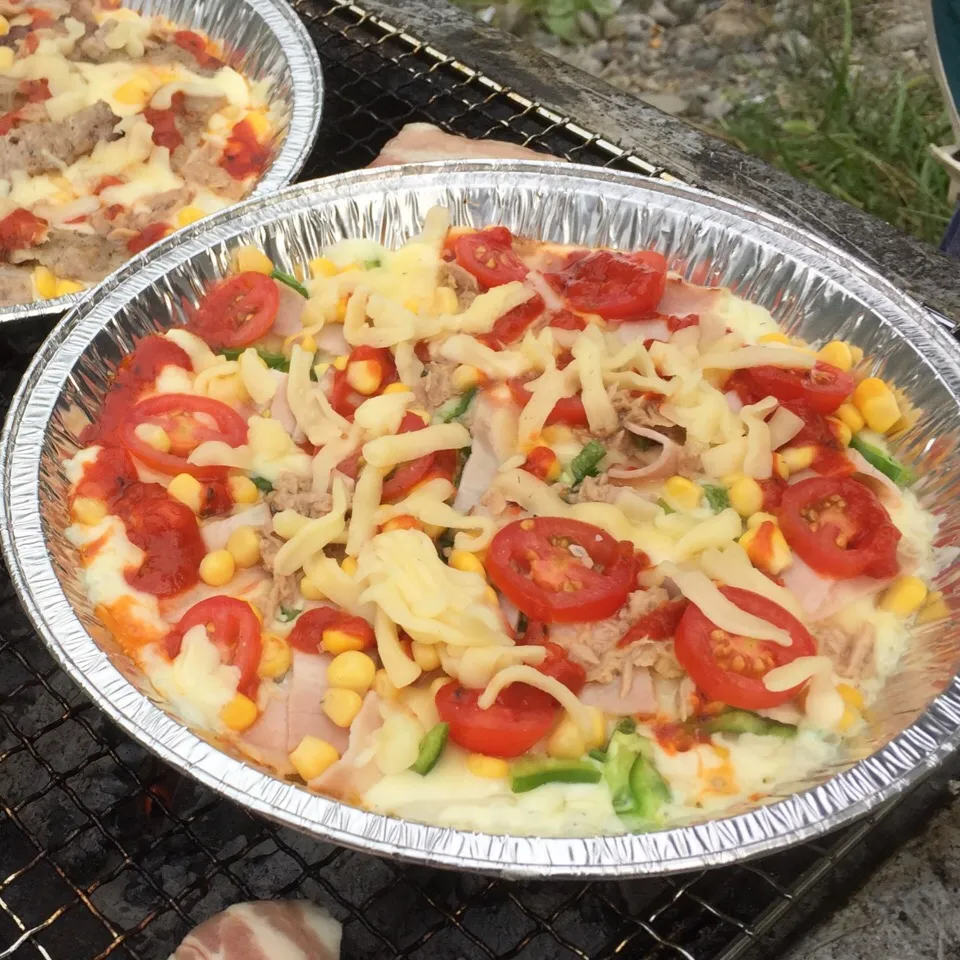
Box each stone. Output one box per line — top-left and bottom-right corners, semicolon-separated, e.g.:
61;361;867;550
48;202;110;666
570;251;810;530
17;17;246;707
603;15;626;38
704;0;766;49
576;9;601;39
672;37;693;59
702;94;732;120
668;0;698;23
879;21;927;51
639;91;690;115
589;39;612;63
692;47;721;69
648;0;679;26
781;29;811;58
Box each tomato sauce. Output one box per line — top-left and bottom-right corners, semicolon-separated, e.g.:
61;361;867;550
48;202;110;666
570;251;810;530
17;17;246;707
0;208;47;251
219;118;270;181
652;722;709;754
811;445;855;477
72;445;139;508
81;335;191;446
18;77;50;101
144;91;184;151
617;598;689;648
173;30;221;70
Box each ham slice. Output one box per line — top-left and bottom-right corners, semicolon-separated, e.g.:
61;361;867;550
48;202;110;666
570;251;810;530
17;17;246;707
271;280;305;336
454;408;502;514
779;555;890;621
846;449;902;505
269;370;297;434
169;901;341;960
580;670;657;716
239;685;293;775
287;650;350;755
612;318;671;345
608;424;681;483
315;323;349;356
369;122;557;167
309;691;383;801
159;567;271;622
201;503;271;552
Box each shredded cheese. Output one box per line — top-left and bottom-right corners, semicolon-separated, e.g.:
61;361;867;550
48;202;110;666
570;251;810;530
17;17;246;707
478;666;593;736
272;478;348;576
362;422;470;469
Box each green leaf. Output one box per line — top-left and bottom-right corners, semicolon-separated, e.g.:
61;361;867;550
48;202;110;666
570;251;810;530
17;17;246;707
270;269;309;299
278;605;302;622
569;440;606;487
363;258;382;270
219;347;290;373
703;484;730;513
251;476;274;493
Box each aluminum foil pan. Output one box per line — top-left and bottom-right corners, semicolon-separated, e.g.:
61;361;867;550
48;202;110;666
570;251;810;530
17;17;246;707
4;161;960;878
0;0;323;326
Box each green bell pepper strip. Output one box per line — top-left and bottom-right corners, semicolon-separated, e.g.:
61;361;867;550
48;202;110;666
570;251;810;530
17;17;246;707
849;434;916;487
270;269;309;298
702;709;797;739
412;723;449;775
511;757;602;793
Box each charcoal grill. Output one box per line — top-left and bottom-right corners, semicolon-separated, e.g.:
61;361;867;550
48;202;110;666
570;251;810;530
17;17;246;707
4;2;960;957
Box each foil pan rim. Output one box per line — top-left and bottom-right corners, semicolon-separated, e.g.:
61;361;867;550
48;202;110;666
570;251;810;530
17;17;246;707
0;0;323;326
5;160;960;877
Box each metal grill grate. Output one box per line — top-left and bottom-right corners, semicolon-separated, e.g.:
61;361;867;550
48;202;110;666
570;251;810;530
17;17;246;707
2;4;958;959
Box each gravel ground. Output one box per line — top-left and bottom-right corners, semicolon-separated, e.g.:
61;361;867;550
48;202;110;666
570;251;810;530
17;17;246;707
509;0;937;125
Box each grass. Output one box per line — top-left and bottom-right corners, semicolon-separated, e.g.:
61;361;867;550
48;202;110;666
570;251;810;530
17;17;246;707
719;0;955;246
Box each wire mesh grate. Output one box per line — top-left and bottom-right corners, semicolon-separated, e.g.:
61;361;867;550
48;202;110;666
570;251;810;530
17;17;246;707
1;4;956;959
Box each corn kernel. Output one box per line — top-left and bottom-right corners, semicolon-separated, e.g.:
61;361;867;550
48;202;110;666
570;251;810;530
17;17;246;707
374;668;399;701
199;549;235;587
113;76;152;106
341;556;358;577
133;422;171;452
772;453;789;480
335;298;348;323
346;358;382;395
167;473;203;513
33;266;57;299
484;585;499;606
245;109;269;139
451;364;481;392
207;372;249;407
382;515;421;533
289;735;339;781
827;417;852;447
739;521;792;575
314;362;331;378
72;496;106;525
176;206;204;228
584;706;606;750
547;715;586;760
321;628;366;655
466;754;510;779
449;549;486;579
746;511;778;530
323;687;363;727
853;377;901;434
780;445;817;474
663;475;702;511
310;256;337;278
849;344;864;365
837;706;859;732
836;683;864;711
0;15;9;36
228;475;259;504
226;526;260;568
220;693;258;731
382;382;412;395
257;633;291;679
434;286;459;314
234;245;274;275
300;576;325;601
817;340;854;372
0;47;13;70
333;354;349;371
834;402;865;434
403;297;422;315
879;575;928;617
728;476;763;517
327;650;377;694
917;591;949;625
54;278;84;296
300;333;317;354
411;641;441;672
758;332;791;345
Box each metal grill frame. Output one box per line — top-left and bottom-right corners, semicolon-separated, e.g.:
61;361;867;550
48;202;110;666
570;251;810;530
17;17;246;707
3;2;960;958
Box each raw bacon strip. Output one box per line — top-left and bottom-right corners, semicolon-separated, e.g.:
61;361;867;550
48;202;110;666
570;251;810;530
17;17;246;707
369;122;558;167
169;901;342;960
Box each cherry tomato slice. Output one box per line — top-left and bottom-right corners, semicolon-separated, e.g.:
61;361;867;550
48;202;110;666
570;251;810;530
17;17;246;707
435;680;557;758
127;221;170;254
507;378;589;427
0;208;47;251
454;227;529;289
113;482;205;598
165;596;262;697
380;412;454;503
82;335;192;446
486;517;636;624
219;117;270;181
675;586;817;710
617;598;689;648
778;476;901;579
477;293;544;349
738;362;853;415
189;272;279;349
119;393;248;480
546;249;667;320
537;641;586;693
548;309;587;331
287;606;375;653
